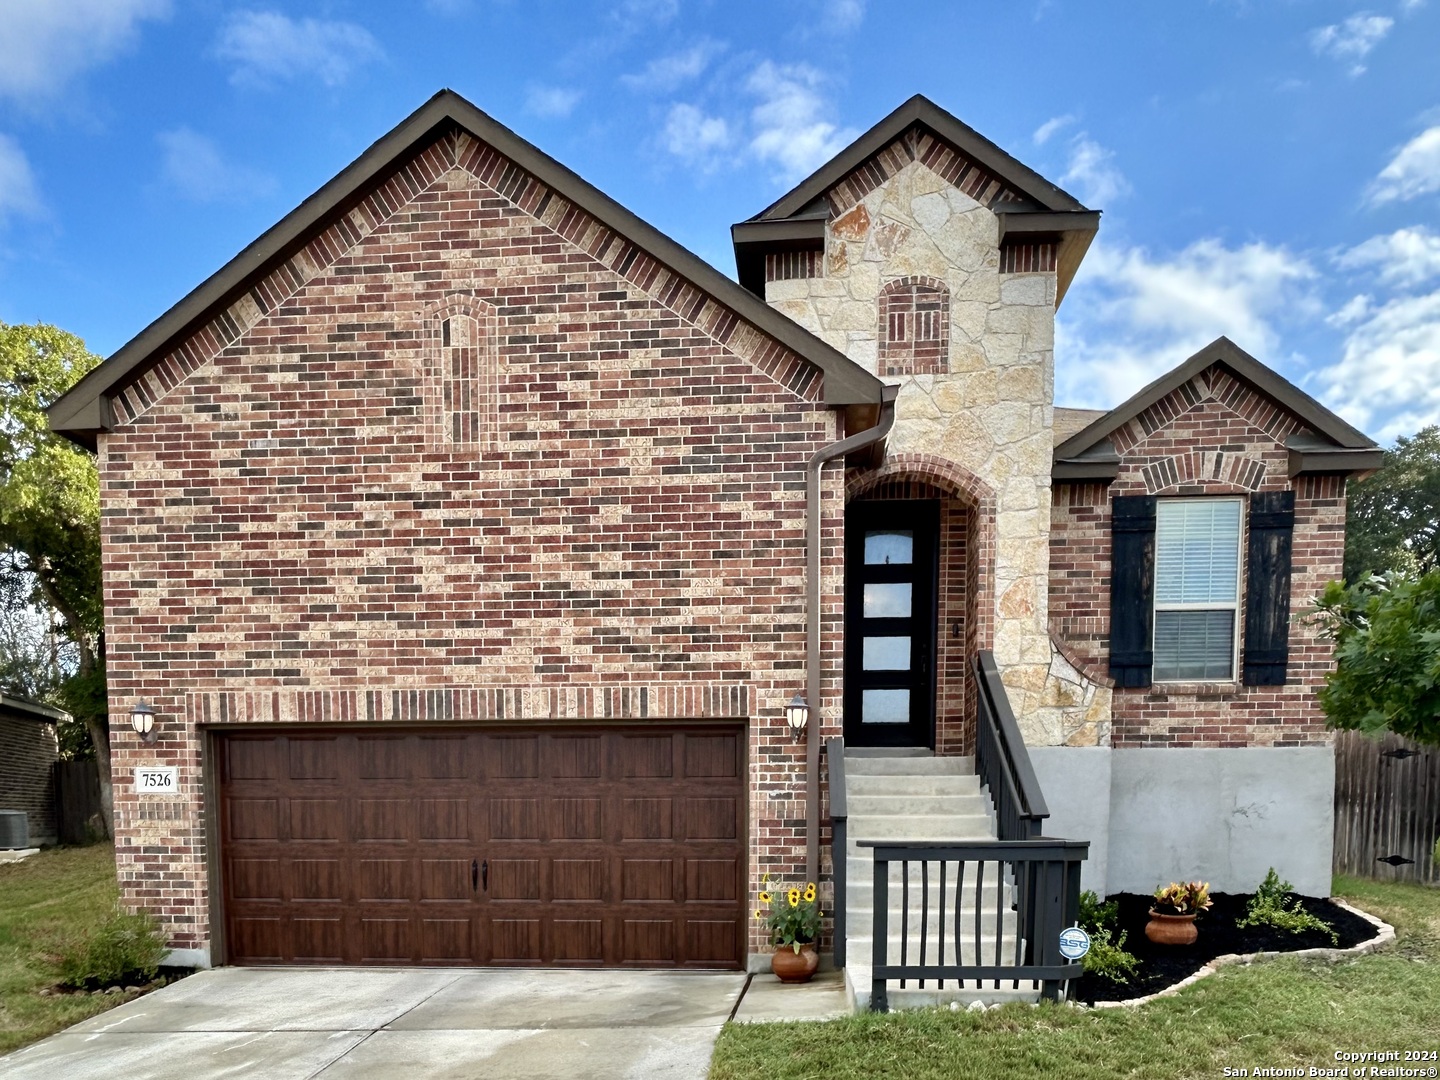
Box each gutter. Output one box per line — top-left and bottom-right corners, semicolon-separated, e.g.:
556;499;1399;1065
805;384;899;884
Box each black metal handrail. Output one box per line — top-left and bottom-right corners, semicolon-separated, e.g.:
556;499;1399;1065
861;838;1088;1010
825;736;847;967
974;651;1048;840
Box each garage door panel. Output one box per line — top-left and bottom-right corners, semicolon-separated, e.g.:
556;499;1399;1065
354;799;408;842
228;798;279;840
290;798;342;841
488;857;540;900
491;918;541;962
420;859;471;901
619;797;672;841
219;725;745;969
421;919;472;962
292;859;343;901
547;735;602;778
288;738;339;780
489;798;540;840
360;918;412;962
293;917;345;962
686;859;739;903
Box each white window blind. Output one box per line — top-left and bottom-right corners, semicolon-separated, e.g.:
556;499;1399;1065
1153;499;1242;681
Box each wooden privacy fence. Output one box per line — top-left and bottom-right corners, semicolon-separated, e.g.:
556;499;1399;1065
1333;731;1439;884
53;760;106;845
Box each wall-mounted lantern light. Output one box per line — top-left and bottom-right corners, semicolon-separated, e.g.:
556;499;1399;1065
130;701;157;744
785;694;810;743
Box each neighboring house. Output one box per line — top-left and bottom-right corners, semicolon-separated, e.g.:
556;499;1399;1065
47;91;1377;976
0;695;63;847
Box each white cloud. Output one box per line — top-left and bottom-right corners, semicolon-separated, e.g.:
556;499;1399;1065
819;0;865;32
0;0;169;102
1318;289;1440;440
620;43;719;93
1033;115;1075;146
156;128;277;203
1308;12;1393;75
1056;239;1318;408
525;86;582;119
1336;226;1440;287
746;62;857;182
1060;136;1130;206
0;135;43;222
1367;125;1440;204
215;11;382;88
1327;294;1375;327
662;104;732;171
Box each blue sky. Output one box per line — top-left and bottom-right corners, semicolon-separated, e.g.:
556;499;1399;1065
1;1;1438;443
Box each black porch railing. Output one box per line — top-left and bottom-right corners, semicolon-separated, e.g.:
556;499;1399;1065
862;838;1089;1009
975;651;1049;841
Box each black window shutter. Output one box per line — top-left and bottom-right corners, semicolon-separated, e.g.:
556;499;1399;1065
1109;495;1157;688
1243;490;1296;685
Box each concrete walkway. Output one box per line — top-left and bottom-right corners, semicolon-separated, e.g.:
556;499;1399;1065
0;967;749;1079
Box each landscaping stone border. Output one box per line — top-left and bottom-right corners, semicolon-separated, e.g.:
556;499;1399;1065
1087;900;1395;1010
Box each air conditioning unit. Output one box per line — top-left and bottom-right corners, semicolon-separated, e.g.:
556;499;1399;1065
0;810;29;849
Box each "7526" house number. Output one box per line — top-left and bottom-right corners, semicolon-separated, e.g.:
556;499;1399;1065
134;766;178;794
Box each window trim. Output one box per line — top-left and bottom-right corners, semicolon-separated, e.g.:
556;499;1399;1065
1151;495;1244;684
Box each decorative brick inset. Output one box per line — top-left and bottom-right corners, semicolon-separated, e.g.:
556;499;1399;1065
1141;450;1268;495
427;293;500;452
879;277;949;376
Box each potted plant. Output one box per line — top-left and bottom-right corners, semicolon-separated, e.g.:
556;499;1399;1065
1146;881;1212;945
756;875;822;983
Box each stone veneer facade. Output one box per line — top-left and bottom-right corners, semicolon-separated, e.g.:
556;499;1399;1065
765;155;1106;747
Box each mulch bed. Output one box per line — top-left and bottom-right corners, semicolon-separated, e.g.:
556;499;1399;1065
1075;891;1381;1004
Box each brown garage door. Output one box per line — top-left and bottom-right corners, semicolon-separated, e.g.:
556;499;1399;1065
215;725;745;968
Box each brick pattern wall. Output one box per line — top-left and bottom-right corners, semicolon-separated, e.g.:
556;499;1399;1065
765;250;823;282
879;277;949;376
0;716;58;845
1048;365;1345;749
99;128;849;956
825;125;1027;215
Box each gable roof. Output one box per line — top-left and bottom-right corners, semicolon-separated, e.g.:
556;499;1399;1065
0;694;65;725
731;94;1101;304
1052;337;1381;481
48;90;884;448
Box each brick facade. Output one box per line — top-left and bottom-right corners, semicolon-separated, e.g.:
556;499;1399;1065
99;128;849;955
1048;364;1346;749
0;711;59;846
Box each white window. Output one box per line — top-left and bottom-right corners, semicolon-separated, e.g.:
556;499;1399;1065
1153;498;1243;681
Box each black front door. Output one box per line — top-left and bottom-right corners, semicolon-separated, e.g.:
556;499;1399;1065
844;500;939;748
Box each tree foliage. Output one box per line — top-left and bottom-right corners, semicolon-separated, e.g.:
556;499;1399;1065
1312;572;1440;746
1345;426;1440;582
0;322;109;815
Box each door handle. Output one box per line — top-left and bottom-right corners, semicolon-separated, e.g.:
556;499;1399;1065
471;859;479;893
481;859;488;892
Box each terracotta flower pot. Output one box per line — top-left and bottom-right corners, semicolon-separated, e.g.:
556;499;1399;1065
1145;909;1199;946
771;943;819;983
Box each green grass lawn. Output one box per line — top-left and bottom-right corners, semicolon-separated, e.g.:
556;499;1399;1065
0;844;129;1056
711;876;1440;1080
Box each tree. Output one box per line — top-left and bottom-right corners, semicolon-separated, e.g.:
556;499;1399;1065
1345;426;1440;582
1312;572;1440;747
0;322;109;833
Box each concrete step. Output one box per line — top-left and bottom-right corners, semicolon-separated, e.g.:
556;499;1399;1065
845;774;982;798
847;793;988;817
846;906;1019;937
844;754;975;776
845;814;994;841
846;969;1042;1012
844;878;1010;910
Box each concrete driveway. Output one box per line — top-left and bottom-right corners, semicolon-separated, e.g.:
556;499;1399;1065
0;967;749;1079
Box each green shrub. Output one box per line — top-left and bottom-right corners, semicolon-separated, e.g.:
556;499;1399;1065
1078;889;1118;934
59;906;168;989
1082;926;1141;984
1236;868;1338;944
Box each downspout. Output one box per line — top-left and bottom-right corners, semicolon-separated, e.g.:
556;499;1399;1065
805;383;899;884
